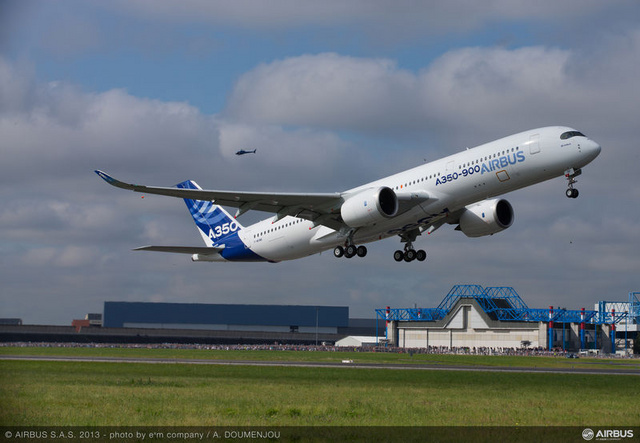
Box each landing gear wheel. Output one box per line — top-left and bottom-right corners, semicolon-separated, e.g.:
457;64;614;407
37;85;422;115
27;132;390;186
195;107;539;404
565;188;578;198
333;246;344;258
404;249;417;262
344;244;357;258
396;232;426;263
356;245;368;257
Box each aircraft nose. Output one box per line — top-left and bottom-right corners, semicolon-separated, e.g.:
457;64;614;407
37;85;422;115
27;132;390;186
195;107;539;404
587;139;602;160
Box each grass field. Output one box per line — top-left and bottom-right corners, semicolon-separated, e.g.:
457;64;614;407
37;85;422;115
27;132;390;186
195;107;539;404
1;347;639;427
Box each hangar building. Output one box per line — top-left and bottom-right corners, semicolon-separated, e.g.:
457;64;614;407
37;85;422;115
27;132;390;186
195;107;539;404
104;302;349;334
377;285;638;353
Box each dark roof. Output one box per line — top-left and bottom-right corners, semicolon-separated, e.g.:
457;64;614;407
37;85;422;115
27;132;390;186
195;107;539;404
104;302;348;328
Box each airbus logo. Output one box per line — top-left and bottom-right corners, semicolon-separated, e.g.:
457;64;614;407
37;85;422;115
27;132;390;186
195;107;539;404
479;151;526;175
583;428;634;441
436;151;526;186
597;429;634;439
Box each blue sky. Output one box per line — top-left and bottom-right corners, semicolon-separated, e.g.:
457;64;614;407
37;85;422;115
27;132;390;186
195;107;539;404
3;1;589;112
1;1;639;325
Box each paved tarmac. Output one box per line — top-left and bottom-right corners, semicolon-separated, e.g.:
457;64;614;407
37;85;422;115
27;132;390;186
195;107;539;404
2;354;639;376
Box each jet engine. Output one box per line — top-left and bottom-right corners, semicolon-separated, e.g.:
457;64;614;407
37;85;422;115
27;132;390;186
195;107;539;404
341;187;398;227
456;199;514;237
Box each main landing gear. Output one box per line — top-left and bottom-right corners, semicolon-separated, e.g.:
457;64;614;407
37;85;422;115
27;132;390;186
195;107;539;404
334;244;367;259
565;168;581;199
394;244;427;262
334;229;367;259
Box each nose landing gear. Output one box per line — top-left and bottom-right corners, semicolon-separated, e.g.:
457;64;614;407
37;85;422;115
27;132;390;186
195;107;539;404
565;168;582;199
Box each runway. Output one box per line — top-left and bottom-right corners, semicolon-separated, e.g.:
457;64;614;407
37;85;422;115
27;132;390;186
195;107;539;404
2;354;639;376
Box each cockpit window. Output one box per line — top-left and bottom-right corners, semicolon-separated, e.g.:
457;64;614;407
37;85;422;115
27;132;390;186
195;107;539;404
560;131;585;140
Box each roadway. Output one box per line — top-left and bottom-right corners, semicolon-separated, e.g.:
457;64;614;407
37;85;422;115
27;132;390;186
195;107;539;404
2;354;639;376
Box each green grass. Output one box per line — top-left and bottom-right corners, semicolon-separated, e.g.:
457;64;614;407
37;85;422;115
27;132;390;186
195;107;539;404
1;352;639;426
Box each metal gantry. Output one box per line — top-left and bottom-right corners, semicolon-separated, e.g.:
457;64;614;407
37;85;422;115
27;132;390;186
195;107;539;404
375;284;629;325
629;292;640;324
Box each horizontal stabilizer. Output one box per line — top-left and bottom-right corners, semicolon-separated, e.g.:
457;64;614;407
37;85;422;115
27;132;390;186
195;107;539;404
133;246;224;255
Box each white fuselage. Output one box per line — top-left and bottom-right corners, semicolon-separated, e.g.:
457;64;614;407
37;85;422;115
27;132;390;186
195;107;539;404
238;126;601;262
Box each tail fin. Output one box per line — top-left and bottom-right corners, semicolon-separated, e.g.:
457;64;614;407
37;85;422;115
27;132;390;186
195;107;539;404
176;180;243;247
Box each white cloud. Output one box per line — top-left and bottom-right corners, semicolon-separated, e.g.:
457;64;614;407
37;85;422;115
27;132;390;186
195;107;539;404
223;36;640;152
224;53;421;133
218;121;346;161
1;55;365;193
0;68;214;185
217;121;351;182
0;58;37;115
419;47;573;134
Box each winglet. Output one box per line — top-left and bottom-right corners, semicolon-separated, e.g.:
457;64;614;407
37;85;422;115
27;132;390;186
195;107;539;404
95;170;116;184
94;170;137;191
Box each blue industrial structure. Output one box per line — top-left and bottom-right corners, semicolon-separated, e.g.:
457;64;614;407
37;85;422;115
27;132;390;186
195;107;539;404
629;292;640;324
376;285;628;325
104;302;348;332
376;285;632;352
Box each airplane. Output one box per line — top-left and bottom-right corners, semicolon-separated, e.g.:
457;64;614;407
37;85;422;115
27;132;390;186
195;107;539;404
95;126;601;263
236;149;257;155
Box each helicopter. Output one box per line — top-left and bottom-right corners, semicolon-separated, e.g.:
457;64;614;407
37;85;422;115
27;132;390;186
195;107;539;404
235;149;257;156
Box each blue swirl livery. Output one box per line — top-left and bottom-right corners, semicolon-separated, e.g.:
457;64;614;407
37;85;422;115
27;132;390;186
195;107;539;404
175;180;267;262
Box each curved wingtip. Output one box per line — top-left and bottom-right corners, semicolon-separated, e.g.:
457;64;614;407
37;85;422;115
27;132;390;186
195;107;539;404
95;170;116;184
94;170;136;191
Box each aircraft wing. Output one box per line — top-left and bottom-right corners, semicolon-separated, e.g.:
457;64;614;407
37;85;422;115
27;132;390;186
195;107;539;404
96;170;436;232
95;170;345;229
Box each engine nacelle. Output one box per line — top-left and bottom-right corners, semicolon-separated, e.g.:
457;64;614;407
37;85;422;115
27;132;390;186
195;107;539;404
457;199;514;238
341;187;398;227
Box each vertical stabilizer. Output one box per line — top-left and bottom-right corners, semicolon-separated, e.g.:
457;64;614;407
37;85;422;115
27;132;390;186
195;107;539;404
176;180;243;247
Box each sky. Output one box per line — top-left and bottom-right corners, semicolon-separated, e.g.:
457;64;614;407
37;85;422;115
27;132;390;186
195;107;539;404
1;1;639;325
